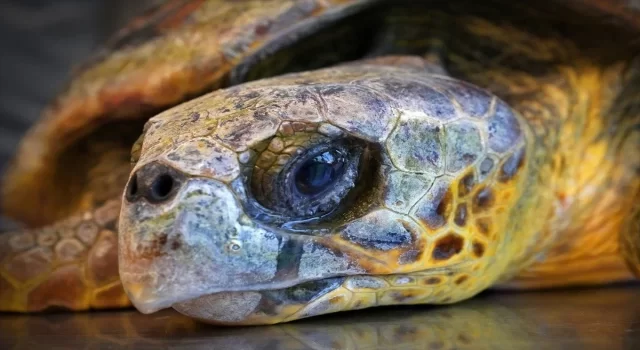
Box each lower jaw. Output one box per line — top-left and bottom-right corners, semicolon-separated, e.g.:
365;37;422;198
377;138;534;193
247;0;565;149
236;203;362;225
170;272;481;325
172;277;348;326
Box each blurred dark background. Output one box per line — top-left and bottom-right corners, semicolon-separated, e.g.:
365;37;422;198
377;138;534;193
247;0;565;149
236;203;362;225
0;0;157;229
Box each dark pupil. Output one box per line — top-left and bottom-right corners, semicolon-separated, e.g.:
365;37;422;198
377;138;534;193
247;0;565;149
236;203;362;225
295;151;344;195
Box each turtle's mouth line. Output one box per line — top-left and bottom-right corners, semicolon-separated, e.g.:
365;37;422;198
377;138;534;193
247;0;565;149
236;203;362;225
168;275;355;324
127;274;346;315
131;262;475;316
172;275;341;308
125;258;475;315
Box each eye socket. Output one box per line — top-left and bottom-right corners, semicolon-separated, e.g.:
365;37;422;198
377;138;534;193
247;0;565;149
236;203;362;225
249;137;366;220
294;150;346;196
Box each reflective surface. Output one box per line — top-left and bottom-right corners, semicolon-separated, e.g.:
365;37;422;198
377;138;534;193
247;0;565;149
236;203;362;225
1;285;639;349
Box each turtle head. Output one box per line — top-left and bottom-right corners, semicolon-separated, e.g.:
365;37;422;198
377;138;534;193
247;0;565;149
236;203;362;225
118;64;535;325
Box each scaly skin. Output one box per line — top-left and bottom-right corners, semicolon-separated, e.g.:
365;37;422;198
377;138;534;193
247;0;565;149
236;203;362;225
0;200;129;311
0;129;137;311
117;58;635;325
0;0;638;324
118;63;537;324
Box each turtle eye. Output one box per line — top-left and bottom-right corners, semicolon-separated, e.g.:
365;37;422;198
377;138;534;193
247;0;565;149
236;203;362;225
250;135;365;219
294;150;346;195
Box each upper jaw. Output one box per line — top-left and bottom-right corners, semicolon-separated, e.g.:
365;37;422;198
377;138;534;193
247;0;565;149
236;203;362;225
118;176;367;315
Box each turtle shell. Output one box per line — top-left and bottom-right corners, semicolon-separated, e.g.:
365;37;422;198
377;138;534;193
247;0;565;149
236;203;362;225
2;0;639;227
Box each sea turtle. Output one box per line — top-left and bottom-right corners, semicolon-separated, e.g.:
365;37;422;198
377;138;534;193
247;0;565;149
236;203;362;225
0;0;638;326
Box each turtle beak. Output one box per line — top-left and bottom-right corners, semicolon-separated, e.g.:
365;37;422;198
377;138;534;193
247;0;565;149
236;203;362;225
118;164;285;314
121;282;161;314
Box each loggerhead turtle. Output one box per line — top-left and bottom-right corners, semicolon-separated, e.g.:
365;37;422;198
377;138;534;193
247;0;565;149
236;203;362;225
0;0;638;325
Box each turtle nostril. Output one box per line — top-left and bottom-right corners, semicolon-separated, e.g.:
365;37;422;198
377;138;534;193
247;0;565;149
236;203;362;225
125;162;184;204
150;174;175;201
125;175;139;201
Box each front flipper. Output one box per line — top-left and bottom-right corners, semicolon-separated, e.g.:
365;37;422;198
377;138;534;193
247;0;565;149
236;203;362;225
0;200;129;312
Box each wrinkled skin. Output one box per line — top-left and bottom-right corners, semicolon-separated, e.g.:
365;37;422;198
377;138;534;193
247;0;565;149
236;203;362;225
0;0;638;325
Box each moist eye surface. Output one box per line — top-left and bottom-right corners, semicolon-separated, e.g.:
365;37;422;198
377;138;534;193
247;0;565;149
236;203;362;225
250;137;365;220
294;150;346;196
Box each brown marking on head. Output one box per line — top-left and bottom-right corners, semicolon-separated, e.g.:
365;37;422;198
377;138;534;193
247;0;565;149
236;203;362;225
455;275;469;285
401;219;421;243
171;240;182;251
499;147;525;183
415;181;455;231
391;290;417;303
399;249;422;265
432;233;464;261
423;277;442;285
476;217;492;236
436;189;454;223
472;241;486;258
454;203;468;227
399;220;418;238
458;172;475;197
397;220;426;265
472;187;495;213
